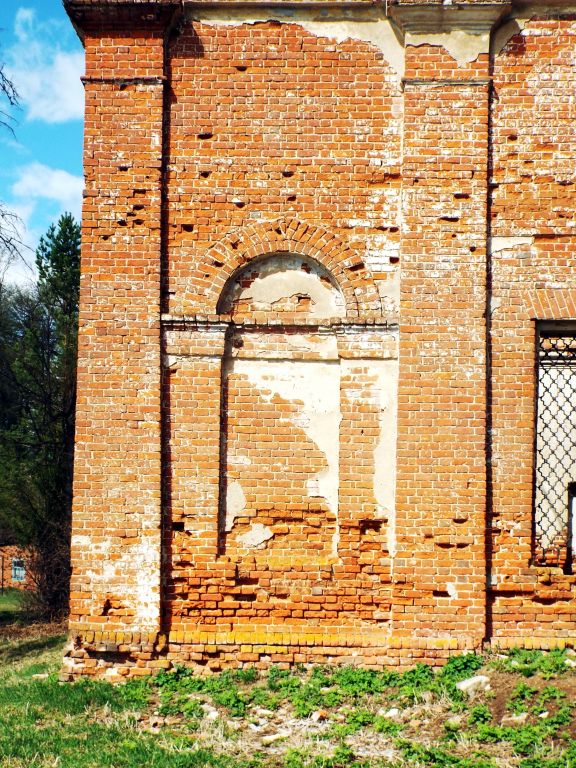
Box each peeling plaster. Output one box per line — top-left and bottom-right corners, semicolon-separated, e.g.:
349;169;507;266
285;333;339;360
490;296;502;316
339;358;398;561
237;522;274;548
226;480;247;532
447;582;458;599
243;270;345;317
406;30;490;66
492;17;529;56
491;236;534;254
133;540;161;626
193;11;405;78
234;358;341;559
221;254;346;317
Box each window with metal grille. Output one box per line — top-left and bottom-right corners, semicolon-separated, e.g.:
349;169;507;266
534;325;576;569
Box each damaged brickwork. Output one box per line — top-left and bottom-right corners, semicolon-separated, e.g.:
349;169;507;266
62;0;576;680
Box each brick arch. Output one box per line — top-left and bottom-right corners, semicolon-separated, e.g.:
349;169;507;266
195;218;383;319
524;289;576;322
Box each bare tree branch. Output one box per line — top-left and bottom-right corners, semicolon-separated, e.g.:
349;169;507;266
0;61;18;134
0;57;25;278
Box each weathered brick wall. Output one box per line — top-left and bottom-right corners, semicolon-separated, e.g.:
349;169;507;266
69;17;167;633
393;17;492;646
62;0;576;679
489;11;576;643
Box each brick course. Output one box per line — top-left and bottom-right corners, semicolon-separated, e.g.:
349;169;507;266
62;0;576;679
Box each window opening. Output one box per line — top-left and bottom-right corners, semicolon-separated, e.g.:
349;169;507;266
11;558;25;582
534;326;576;569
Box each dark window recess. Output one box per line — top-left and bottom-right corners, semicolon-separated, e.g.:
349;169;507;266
534;326;576;570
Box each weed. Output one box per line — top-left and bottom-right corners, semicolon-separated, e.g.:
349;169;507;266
439;655;485;684
532;685;566;714
497;648;569;679
468;705;492;726
373;715;403;736
397;739;496;767
507;682;537;714
329;709;375;738
331;667;399;697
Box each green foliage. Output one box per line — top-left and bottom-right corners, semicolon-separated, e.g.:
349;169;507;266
373;715;403;736
532;685;566;714
439;654;485;684
154;666;254;717
468;705;492;726
328;709;375;739
0;213;80;616
331;666;400;697
497;648;569;679
4;632;576;768
0;587;24;623
397;740;496;767
507;682;538;714
283;747;368;768
520;741;576;768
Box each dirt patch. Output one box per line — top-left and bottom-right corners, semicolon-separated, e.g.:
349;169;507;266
0;620;66;643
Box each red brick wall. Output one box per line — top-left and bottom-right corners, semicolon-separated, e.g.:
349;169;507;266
69;22;166;632
62;1;576;679
490;14;576;643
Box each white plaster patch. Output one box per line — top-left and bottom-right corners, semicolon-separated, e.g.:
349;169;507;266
372;362;399;558
490;296;502;316
226;480;247;532
247;270;345;317
447;582;458;599
235;358;341;558
298;20;404;76
71;535;92;548
194;11;405;78
407;30;489;66
285;333;339;360
491;17;529;56
491;236;534;254
133;539;161;626
229;454;252;467
220;254;346;318
237;522;274;548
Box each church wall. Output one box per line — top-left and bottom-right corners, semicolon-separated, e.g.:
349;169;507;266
61;0;576;679
489;10;576;643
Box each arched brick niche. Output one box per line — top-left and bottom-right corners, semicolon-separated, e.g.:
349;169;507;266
217;252;347;321
161;244;399;648
179;218;384;320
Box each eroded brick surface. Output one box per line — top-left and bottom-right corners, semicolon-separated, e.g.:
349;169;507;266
62;0;576;679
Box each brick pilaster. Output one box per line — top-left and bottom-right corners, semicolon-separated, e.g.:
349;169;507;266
391;3;507;644
69;16;176;632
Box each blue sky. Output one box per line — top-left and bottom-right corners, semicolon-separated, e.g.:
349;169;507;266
0;0;84;284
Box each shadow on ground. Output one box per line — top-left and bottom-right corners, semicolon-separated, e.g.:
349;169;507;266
0;632;66;662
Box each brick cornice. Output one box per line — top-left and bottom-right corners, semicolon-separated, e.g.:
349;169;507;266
64;0;181;34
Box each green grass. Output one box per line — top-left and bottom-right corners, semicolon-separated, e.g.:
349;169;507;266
0;588;25;624
1;632;576;768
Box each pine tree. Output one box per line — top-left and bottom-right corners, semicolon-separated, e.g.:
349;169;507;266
0;214;80;616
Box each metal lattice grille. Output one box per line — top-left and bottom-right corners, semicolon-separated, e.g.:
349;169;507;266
534;330;576;566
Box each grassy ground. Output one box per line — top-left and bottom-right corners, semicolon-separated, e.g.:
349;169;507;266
0;589;25;625
0;620;576;768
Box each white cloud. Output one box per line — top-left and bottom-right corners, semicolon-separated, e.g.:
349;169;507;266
7;7;84;124
1;162;83;285
12;162;83;220
0;202;37;286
